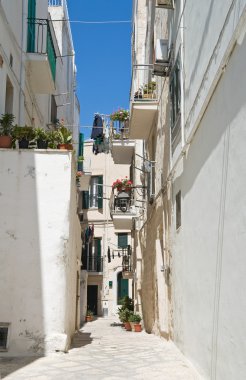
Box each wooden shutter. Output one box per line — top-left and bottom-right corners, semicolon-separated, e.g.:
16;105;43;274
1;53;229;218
82;191;89;209
97;175;103;209
78;133;84;171
118;233;128;248
27;0;36;52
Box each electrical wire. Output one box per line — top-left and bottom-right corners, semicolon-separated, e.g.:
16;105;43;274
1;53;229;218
51;19;131;24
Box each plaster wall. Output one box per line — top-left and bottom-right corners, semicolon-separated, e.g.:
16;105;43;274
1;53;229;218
0;149;80;356
171;32;246;380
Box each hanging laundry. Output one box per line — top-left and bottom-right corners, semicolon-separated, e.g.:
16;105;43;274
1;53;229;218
107;247;111;263
91;114;103;139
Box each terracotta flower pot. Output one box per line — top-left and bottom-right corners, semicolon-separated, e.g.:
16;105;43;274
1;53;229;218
134;323;142;332
58;143;73;150
0;135;12;148
124;322;132;331
85;315;93;322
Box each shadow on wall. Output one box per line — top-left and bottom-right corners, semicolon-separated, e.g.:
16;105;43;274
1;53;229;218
0;150;44;375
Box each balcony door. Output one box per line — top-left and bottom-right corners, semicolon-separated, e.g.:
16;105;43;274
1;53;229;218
117;272;128;304
27;0;36;52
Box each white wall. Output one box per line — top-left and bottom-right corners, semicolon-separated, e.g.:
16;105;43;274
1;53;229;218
171;30;246;380
0;149;81;356
82;142;131;317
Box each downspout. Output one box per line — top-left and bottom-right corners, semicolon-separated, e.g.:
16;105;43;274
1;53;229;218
180;0;185;148
19;0;27;125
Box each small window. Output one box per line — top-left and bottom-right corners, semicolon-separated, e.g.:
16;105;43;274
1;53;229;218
170;53;181;129
0;324;9;350
82;176;103;209
176;191;181;230
118;233;128;248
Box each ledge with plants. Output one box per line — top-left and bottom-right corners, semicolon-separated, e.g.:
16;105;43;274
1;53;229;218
112;177;133;192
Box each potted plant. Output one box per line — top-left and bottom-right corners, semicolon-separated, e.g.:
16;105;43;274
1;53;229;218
110;109;129;122
35;128;49;149
46;130;62;149
12;125;35;149
143;81;156;98
86;310;93;322
112;177;133;193
0;113;15;148
57;126;73;150
132;313;142;332
118;308;133;331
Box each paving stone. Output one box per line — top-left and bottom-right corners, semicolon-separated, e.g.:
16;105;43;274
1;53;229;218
1;317;202;379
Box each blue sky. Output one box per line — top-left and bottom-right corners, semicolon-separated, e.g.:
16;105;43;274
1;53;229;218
67;0;132;139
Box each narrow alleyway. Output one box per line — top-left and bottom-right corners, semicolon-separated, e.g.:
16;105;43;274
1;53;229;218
0;317;202;380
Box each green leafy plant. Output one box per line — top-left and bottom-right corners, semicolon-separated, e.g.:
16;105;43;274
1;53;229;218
35;127;49;141
46;130;62;148
143;81;156;94
110;109;129;122
12;126;35;141
86;310;93;317
0;113;15;136
118;308;133;323
129;313;142;324
57;126;72;144
77;155;84;163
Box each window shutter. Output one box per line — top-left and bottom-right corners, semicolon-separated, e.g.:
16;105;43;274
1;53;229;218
82;191;89;209
98;175;103;209
118;233;128;248
78;133;84;171
27;0;36;52
97;238;101;258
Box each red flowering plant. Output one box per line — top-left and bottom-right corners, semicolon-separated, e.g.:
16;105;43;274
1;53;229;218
112;177;133;192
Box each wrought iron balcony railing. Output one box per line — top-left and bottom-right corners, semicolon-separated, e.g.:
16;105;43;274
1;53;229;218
110;120;130;140
27;18;56;82
130;66;158;102
82;254;103;273
121;246;132;273
48;0;62;6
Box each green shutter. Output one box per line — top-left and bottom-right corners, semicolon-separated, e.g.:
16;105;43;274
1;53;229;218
82;191;89;209
27;0;36;52
118;233;128;248
98;175;103;209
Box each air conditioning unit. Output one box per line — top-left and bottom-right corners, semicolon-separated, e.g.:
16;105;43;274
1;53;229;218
156;0;174;9
153;39;170;77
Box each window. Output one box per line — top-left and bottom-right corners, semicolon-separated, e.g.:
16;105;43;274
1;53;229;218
82;238;102;272
82;176;103;209
50;95;57;125
176;190;181;230
118;233;128;249
170;53;181;128
0;324;9;350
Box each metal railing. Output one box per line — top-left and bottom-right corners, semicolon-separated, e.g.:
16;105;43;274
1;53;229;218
109;190;135;214
131;65;158;102
110;120;130;140
48;0;62;6
121;246;132;273
83;255;103;272
27;18;56;82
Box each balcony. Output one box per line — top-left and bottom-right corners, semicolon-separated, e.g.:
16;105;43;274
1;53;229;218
83;254;103;274
122;246;134;279
129;67;159;139
110;120;135;164
110;190;137;230
77;158;92;191
26;18;57;93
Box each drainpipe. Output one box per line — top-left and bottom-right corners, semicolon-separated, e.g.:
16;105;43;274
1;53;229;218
19;0;27;125
180;0;185;148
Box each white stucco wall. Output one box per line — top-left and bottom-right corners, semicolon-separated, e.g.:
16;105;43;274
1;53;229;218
0;149;81;356
171;30;246;379
81;142;132;317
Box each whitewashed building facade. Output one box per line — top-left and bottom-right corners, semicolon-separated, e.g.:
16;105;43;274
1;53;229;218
128;1;246;379
0;0;81;355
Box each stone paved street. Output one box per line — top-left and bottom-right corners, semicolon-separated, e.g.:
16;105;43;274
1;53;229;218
0;318;202;380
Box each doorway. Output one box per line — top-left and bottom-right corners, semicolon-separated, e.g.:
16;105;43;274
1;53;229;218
87;285;98;315
117;272;129;304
